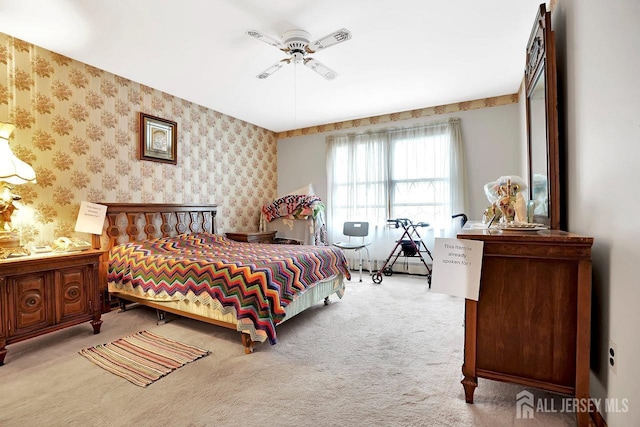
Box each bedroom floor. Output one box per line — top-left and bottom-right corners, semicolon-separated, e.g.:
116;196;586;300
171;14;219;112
0;273;577;427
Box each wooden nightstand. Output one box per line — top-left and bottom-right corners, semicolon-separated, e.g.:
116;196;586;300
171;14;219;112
225;231;277;244
0;249;103;365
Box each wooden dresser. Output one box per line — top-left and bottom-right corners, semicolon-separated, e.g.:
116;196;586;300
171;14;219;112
225;231;277;244
0;250;103;365
457;228;593;426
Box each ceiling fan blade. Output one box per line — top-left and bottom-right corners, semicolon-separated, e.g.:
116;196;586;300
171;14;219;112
246;29;285;50
306;28;351;53
304;58;338;81
256;59;290;79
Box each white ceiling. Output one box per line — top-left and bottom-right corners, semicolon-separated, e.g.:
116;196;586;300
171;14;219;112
1;0;546;133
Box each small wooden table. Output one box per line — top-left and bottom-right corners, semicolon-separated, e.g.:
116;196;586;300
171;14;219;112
225;231;277;244
0;249;103;365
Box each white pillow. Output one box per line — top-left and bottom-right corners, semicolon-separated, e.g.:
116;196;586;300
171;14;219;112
284;183;315;197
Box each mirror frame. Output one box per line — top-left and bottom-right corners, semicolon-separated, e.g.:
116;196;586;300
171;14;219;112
525;3;561;230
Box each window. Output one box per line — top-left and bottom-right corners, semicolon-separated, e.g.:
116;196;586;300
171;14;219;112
390;131;450;222
326;118;466;262
329;135;388;225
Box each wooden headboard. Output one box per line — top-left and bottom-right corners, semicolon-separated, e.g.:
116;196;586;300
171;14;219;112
94;203;218;311
93;203;217;250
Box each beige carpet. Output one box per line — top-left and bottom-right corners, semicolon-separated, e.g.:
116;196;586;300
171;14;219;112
0;274;577;426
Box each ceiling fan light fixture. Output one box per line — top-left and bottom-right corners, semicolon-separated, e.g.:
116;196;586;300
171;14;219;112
248;27;351;80
291;51;304;64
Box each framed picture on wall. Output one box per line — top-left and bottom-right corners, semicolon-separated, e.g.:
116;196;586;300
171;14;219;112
139;112;177;164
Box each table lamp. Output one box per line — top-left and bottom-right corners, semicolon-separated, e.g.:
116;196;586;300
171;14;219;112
0;122;37;253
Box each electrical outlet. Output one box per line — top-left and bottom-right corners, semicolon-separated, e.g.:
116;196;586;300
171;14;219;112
609;340;618;374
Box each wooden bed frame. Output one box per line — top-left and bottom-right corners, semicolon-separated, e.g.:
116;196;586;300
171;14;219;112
94;203;342;354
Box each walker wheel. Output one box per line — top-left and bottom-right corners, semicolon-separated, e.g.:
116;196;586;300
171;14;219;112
383;267;393;276
372;273;383;284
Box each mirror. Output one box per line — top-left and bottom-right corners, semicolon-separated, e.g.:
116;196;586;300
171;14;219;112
525;3;561;229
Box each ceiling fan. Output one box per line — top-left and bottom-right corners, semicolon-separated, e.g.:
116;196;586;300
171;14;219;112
246;28;352;81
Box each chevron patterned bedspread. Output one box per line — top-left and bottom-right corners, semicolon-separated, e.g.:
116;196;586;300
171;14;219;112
107;232;351;344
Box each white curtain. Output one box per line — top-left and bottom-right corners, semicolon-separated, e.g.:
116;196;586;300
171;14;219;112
326;131;391;266
448;118;468;229
326;118;467;270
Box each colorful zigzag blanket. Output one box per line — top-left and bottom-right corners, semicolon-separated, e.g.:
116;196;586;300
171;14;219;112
107;233;350;344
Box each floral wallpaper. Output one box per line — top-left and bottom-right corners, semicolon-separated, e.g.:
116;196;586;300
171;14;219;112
276;93;518;140
0;33;278;246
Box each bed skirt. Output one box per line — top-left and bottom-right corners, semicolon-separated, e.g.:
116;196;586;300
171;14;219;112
108;274;345;344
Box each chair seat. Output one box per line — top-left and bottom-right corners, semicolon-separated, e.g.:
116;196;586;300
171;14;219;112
334;242;370;250
333;221;372;282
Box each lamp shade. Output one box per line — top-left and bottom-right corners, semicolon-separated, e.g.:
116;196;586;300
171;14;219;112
0;123;15;140
0;125;37;185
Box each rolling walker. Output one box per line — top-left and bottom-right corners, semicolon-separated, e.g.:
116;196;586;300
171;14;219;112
372;218;433;286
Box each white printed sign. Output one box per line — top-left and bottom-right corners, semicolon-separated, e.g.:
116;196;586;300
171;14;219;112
430;238;484;301
74;201;107;235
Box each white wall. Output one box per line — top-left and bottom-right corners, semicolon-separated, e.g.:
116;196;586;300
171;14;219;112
554;1;640;424
278;102;523;222
277;134;330;199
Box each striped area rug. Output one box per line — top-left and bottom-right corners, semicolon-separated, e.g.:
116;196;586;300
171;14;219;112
79;330;210;387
